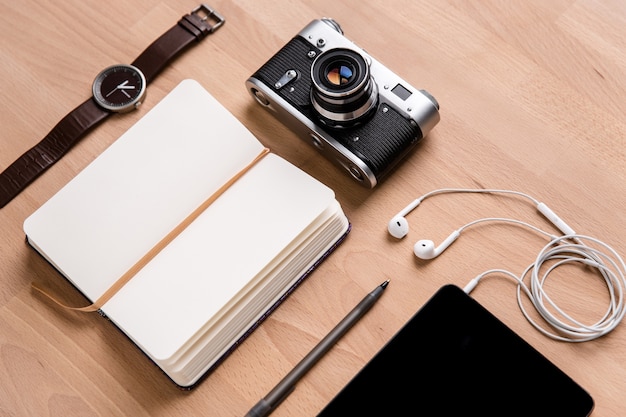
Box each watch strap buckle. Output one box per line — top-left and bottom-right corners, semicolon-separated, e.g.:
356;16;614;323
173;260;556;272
190;4;225;34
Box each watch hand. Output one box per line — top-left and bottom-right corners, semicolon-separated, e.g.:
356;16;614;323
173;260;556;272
104;82;135;99
105;80;130;98
105;87;119;98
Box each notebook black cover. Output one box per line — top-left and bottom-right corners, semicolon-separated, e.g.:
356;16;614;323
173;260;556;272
318;284;594;416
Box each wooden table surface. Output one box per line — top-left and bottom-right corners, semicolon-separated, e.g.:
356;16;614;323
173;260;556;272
1;1;625;416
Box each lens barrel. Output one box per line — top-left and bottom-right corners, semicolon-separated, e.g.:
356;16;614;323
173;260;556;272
311;48;378;127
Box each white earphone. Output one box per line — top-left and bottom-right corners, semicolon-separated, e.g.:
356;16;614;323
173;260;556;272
387;188;575;259
387;187;626;342
413;230;460;259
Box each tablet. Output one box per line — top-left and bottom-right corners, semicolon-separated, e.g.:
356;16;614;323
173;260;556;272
318;284;594;416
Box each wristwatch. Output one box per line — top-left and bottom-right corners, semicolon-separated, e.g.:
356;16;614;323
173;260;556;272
0;4;224;208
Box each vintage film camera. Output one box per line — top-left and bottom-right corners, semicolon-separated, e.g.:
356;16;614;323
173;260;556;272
246;18;440;188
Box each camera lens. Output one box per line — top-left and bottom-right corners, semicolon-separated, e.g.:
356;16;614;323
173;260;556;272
310;48;378;128
325;63;354;86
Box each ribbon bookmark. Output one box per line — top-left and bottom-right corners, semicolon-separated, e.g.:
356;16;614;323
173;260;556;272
33;147;271;312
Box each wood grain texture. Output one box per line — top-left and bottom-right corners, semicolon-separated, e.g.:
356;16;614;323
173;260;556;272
1;0;625;416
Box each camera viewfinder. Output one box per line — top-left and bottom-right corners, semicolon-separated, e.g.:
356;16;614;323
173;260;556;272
391;83;412;101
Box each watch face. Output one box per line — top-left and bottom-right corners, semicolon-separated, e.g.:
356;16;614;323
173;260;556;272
92;64;146;112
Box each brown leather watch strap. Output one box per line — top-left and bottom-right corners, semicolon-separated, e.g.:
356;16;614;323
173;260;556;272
132;5;224;84
0;4;224;209
0;98;109;208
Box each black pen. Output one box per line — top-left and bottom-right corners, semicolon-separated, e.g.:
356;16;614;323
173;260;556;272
244;280;389;417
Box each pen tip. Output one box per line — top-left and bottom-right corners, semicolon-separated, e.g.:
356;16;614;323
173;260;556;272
381;279;390;289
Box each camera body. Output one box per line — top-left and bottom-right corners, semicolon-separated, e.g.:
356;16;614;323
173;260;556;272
246;18;440;188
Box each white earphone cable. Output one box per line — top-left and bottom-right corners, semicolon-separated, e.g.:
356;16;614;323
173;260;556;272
417;188;541;206
461;226;626;342
395;188;626;342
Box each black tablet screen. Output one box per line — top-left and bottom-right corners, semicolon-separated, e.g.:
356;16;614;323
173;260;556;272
318;284;594;416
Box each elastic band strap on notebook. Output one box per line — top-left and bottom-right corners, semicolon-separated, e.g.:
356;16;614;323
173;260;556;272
32;147;271;312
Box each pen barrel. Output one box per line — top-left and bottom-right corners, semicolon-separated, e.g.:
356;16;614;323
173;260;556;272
244;399;272;417
246;282;387;417
264;288;383;407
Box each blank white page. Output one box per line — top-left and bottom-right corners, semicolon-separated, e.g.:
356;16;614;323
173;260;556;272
24;79;335;360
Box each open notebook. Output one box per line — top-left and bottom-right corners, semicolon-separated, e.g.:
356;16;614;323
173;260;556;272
23;79;350;388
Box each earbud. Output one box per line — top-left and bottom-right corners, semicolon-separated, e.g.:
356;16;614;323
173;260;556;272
388;216;409;239
387;198;423;239
413;230;460;259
